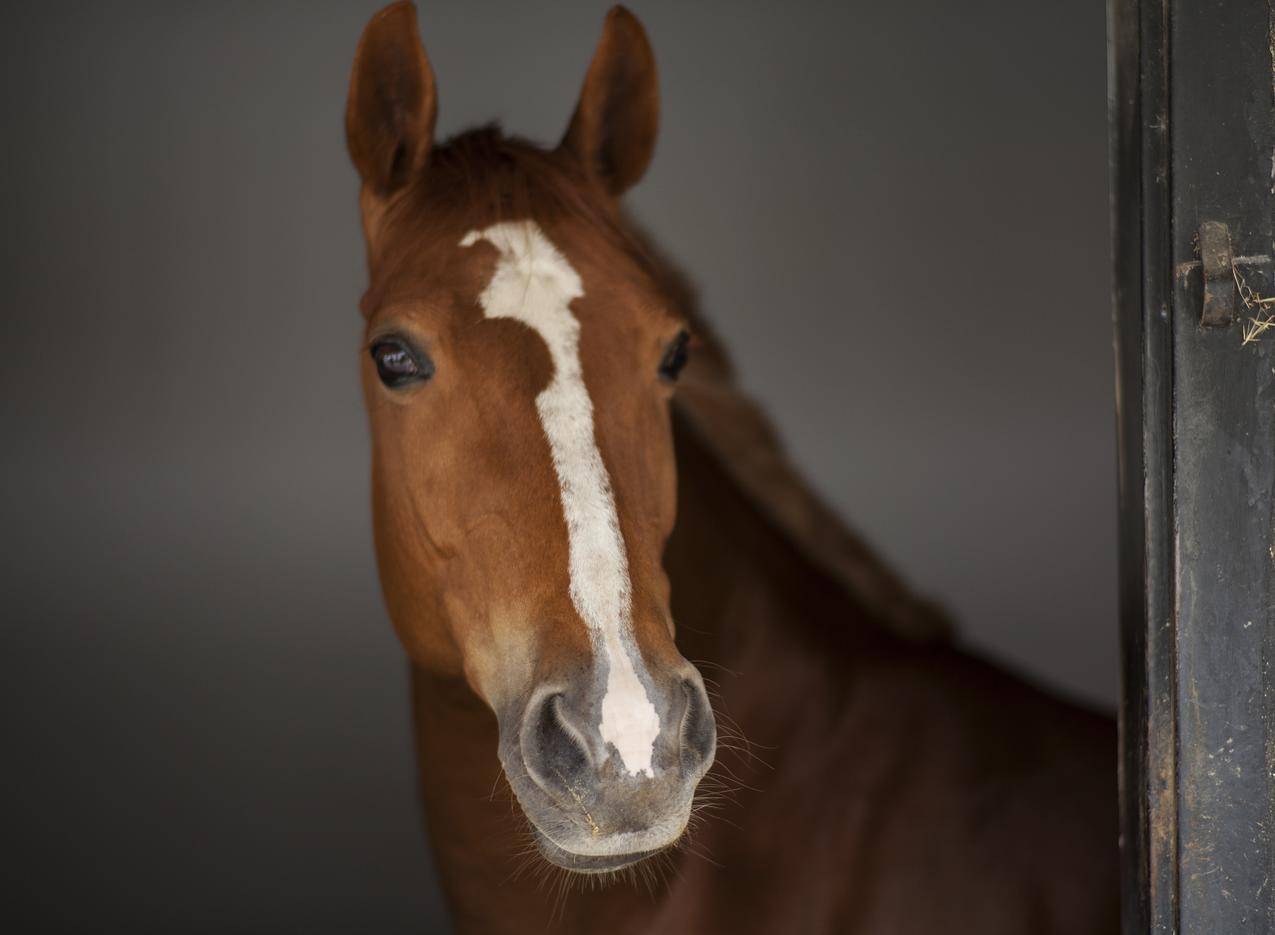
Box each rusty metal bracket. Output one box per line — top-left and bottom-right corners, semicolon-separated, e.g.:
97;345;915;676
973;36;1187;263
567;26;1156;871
1199;220;1235;326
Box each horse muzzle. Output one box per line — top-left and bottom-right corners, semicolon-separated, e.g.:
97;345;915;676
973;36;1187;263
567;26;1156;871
498;665;716;873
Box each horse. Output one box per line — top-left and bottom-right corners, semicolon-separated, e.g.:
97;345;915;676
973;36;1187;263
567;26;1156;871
343;4;1119;932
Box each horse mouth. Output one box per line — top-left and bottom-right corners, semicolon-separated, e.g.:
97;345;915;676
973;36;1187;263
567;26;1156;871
528;824;670;874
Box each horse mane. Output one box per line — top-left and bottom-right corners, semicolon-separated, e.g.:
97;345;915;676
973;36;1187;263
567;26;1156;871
413;126;950;644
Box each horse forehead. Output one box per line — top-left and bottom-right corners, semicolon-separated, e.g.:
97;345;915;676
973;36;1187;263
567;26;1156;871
462;221;583;308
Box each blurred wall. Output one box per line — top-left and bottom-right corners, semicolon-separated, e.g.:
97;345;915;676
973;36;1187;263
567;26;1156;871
0;1;1113;929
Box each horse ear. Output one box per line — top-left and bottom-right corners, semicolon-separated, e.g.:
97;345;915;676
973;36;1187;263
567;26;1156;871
345;1;437;198
559;6;659;197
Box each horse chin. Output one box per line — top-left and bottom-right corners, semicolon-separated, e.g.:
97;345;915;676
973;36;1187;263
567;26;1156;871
528;824;672;875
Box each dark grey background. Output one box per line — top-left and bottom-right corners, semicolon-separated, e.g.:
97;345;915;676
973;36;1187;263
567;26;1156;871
1;1;1112;930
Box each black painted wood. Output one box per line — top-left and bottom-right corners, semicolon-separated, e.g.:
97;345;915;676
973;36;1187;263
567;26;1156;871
1112;0;1275;931
1112;0;1176;929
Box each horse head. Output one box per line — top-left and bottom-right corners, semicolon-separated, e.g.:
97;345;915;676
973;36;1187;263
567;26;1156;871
345;2;716;874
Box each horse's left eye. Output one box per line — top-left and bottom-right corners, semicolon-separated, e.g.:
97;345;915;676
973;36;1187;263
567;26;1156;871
659;330;690;382
370;337;433;388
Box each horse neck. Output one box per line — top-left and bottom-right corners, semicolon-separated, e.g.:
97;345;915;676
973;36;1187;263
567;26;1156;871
664;410;886;707
407;410;887;932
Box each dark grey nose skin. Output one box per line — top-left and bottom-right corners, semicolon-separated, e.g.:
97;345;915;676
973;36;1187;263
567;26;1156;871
523;691;595;798
678;675;717;776
516;669;716;836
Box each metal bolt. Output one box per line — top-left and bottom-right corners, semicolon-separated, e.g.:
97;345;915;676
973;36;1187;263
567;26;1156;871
1199;220;1235;327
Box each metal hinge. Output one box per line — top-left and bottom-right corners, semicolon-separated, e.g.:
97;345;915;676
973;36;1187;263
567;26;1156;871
1199;221;1238;326
1175;221;1274;333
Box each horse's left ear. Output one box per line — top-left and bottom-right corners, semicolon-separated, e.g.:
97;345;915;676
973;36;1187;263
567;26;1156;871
559;6;659;197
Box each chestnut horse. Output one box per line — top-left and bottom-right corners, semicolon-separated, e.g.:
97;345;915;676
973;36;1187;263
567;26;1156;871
344;4;1119;932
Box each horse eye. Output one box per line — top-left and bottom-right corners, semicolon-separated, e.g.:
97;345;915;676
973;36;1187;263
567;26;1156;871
370;338;434;388
659;330;690;382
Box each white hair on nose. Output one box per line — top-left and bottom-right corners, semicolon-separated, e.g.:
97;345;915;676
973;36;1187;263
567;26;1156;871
461;220;661;777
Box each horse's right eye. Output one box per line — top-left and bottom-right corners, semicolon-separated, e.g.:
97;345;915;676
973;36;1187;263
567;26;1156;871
658;330;691;382
370;337;434;388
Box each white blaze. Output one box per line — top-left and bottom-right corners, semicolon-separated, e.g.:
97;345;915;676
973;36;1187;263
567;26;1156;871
461;220;661;777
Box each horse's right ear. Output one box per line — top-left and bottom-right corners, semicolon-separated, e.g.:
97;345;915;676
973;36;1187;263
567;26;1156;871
345;1;436;198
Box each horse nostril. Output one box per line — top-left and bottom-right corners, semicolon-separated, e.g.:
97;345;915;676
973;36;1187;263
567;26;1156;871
527;693;591;792
679;678;717;775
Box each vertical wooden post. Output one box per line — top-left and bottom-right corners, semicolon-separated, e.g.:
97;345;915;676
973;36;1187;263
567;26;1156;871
1112;0;1275;931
